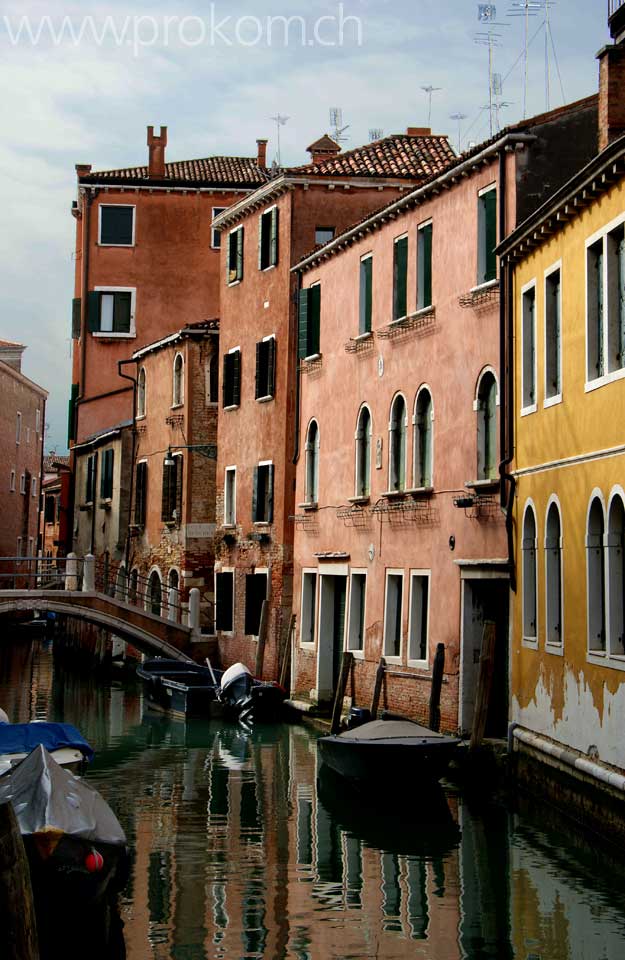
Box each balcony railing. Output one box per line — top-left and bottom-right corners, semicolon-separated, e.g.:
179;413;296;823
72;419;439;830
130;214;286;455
610;0;625;17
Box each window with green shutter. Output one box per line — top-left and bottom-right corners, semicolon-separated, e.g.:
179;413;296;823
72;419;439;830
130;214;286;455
227;226;244;283
359;256;373;334
298;286;321;359
478;188;497;284
135;461;147;526
259;207;279;270
417;222;433;310
67;382;78;445
393;236;408;320
85;453;97;504
72;298;81;339
100;448;114;500
223;349;241;408
252;463;274;523
255;337;276;399
88;290;133;334
99;205;134;246
161;454;183;523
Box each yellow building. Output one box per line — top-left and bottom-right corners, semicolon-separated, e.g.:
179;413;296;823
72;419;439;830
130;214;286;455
499;113;625;806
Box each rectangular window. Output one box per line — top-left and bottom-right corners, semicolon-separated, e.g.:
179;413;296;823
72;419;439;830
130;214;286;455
222;348;241;408
252;462;274;523
359;256;373;335
85;454;96;503
347;572;366;652
227;226;244;284
16;537;22;557
545;267;561;401
607;224;625;373
300;571;317;645
135;460;147;526
88;289;134;336
255;336;276;400
35;409;41;434
31;476;37;499
259;206;279;270
44;495;55;524
383;571;404;658
99;205;134;246
224;467;236;525
244;572;268;636
417;221;433;310
16;412;21;444
478;186;497;285
298;285;321;359
161;454;183;523
315;227;335;245
393;235;408;320
211;207;227;248
20;473;26;495
408;572;430;664
100;448;114;500
215;571;234;632
522;284;537;410
10;470;16;492
587;239;604;380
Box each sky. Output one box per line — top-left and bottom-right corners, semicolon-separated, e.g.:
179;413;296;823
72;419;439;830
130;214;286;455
0;0;610;453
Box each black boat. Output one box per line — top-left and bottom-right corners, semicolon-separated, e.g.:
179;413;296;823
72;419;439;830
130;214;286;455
137;658;286;722
317;717;461;785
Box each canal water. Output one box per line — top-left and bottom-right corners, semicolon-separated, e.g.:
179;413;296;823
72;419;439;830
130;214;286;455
2;638;625;960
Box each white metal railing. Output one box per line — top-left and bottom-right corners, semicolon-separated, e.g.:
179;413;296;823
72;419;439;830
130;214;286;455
610;0;625;18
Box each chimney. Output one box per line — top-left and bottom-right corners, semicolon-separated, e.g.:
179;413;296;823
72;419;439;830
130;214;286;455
406;127;431;137
306;134;342;166
257;139;268;167
147;125;168;178
597;41;625;151
75;164;92;179
0;341;26;374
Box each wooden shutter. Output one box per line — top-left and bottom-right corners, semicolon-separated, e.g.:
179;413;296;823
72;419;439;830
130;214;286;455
418;224;432;310
135;461;147;525
310;285;321;356
267;464;274;523
72;298;81;339
236;227;244;281
222;353;230;407
258;214;264;270
393;237;408;320
271;207;279;266
87;291;101;332
228;231;237;282
298;289;310;359
100;449;113;499
267;338;276;397
359;258;372;334
67;382;78;445
484;190;497;283
113;292;132;333
232;351;241;406
251;466;259;521
255;340;262;399
161;461;171;521
175;455;183;522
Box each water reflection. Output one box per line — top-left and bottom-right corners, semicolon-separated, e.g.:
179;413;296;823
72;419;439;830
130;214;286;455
1;640;625;959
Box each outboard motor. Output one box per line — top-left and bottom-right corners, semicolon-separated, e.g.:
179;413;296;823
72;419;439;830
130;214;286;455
220;663;254;724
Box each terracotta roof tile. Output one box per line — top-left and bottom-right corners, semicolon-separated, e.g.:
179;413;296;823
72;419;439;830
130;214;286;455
82;156;269;188
289;133;456;179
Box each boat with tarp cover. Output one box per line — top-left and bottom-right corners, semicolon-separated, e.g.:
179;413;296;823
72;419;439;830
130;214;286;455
0;721;94;774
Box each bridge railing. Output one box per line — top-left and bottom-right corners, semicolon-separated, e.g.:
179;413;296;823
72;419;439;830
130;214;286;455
0;555;81;591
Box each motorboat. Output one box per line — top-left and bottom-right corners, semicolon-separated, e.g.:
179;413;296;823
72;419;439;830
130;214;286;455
137;658;286;723
317;717;461;786
0;720;94;775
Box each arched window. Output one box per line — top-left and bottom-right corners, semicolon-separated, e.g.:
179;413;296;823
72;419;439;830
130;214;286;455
115;565;127;602
172;354;184;407
545;501;563;647
389;395;407;492
607;493;625;655
587;496;606;652
476;371;498;480
168;568;180;624
355;406;372;498
305;420;319;504
148;569;162;617
414;388;433;488
129;568;139;605
137;367;146;418
522;503;537;642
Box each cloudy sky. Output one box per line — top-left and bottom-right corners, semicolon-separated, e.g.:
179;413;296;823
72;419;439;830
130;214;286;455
0;0;609;452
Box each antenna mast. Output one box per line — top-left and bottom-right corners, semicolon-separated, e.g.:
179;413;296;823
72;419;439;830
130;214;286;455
421;85;442;126
476;5;509;137
508;1;541;117
269;114;289;167
329;108;350;144
450;112;468;153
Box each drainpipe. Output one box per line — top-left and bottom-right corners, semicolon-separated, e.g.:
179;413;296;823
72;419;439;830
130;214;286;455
78;188;96;407
497;148;517;593
118;358;138;575
90;450;98;555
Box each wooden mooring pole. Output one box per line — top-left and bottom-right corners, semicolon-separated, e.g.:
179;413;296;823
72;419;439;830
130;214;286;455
370;656;386;718
428;643;445;732
470;620;497;751
331;652;353;735
254;600;270;679
278;614;296;691
0;801;39;960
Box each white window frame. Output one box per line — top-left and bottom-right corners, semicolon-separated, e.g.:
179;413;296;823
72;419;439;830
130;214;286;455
224;466;237;527
416;218;433;312
227;225;244;286
256;333;276;403
304;419;320;506
585;211;625;393
476;182;497;289
137;366;147;419
521;500;539;649
215;567;235;635
16;412;21;444
544;495;564;655
145;565;163;616
254;460;274;525
211;207;227;249
35;408;41;434
258;204;278;272
19;473;26;495
544;260;563;408
412;385;434;490
393;233;409;322
521;278;538;416
172;352;184;408
407;569;430;667
383;569;404;663
93;286;137;339
387;393;408;493
346;569;367;658
31;476;37;499
606;487;625;659
473;367;500;482
98;203;136;248
223;345;241;410
354;404;372;499
9;470;15;492
245;567;269;640
300;569;318;648
586;490;607;658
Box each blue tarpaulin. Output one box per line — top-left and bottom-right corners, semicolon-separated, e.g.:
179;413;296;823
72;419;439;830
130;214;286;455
0;722;94;763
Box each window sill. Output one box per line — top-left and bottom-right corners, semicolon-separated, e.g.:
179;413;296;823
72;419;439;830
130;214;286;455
99;499;112;511
222;523;237;530
381;489;406;499
522;637;539;649
471;278;499;294
223;404;240;412
300;641;316;651
383;654;402;666
303;353;321;362
520;403;537;417
298;502;318;512
348;495;370;506
97;242;135;249
465;479;499;492
79;503;93;512
92;332;136;339
136;414;146;422
227;279;241;288
543;394;562;409
260;264;277;273
407;659;429;670
256;395;274;404
349;649;366;660
252;521;272;527
171;403;184;411
405;486;434;498
585;366;625;393
545;642;564;657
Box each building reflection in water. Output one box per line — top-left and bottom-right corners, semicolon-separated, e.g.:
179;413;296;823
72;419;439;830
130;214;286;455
2;641;625;960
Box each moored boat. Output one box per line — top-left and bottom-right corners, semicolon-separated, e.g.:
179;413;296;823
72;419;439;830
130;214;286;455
317;717;461;786
0;720;94;775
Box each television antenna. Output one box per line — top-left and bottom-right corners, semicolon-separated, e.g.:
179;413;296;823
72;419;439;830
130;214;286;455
329;107;350;143
269;114;289;167
450;112;468;153
421;85;442;126
475;6;509;138
369;128;384;142
508;1;542;117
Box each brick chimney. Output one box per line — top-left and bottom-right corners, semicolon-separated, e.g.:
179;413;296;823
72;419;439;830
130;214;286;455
0;340;26;373
406;127;432;137
257;139;268;168
147;125;168;178
75;164;92;179
307;134;342;165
